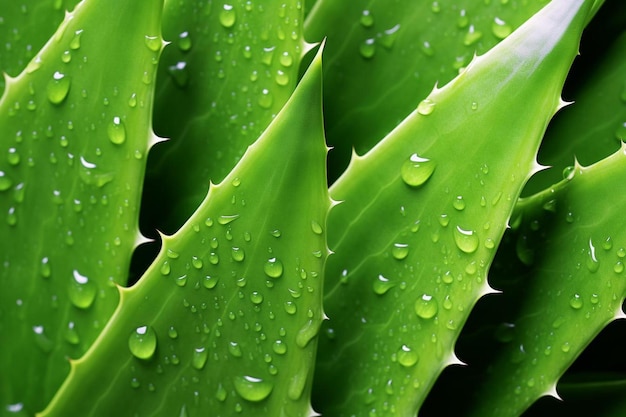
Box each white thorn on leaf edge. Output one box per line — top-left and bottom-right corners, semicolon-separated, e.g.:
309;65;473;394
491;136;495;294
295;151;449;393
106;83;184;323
543;383;562;401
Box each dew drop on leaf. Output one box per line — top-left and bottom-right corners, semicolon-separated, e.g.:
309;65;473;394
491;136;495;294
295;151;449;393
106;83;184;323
228;341;243;358
417;98;436;115
218;214;239;225
233;375;273;402
128;325;157;360
0;171;13;191
144;35;161;52
178;31;192;52
46;71;71;104
454;225;479;254
373;274;394;295
64;321;80;345
360;10;374;27
400;153;435;187
391;242;409;260
191;347;208;369
107;116;126;145
257;89;273;109
40;257;51;278
7;148;20;166
491;17;512;39
219;4;237;28
231;247;245;262
296;319;320;348
397;344;419;367
359;38;376;59
569;294;583;310
68;269;96;309
284;301;297;315
69;29;83;50
203;275;219;289
414;294;438;319
250;291;263;305
272;340;287;355
264;257;283;278
216;383;228;401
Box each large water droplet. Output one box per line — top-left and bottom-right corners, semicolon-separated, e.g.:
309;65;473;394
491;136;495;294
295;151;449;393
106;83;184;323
144;35;161;52
203;275;219;289
491;17;512;39
107;116;126;145
258;88;273;109
360;10;374;27
47;71;70;104
70;30;83;50
0;171;13;191
391;242;409;260
401;153;436;187
218;214;239;225
231;247;245;262
464;25;483;46
178;31;192;52
219;4;237;28
68;269;96;309
360;38;376;59
454;226;479;254
234;375;273;402
7;148;20;166
414;294;438;319
128;325;157;360
264;257;283;278
569;294;583;310
228;341;243;358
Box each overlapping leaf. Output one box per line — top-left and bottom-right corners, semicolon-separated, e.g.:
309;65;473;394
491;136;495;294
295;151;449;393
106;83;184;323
312;1;593;415
467;145;626;416
0;0;163;412
41;47;329;417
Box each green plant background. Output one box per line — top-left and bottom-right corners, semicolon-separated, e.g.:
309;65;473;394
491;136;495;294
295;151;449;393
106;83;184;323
1;0;625;416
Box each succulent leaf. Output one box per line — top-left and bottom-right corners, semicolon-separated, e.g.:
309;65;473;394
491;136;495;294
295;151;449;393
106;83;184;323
312;0;594;415
39;46;329;417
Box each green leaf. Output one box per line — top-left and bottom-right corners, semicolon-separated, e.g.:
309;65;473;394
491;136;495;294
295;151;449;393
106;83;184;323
0;0;81;94
312;1;593;415
0;0;163;412
142;0;307;234
40;46;329;417
467;146;626;416
304;0;549;180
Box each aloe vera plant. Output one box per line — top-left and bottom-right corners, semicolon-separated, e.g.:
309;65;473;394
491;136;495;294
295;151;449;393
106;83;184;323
1;0;626;416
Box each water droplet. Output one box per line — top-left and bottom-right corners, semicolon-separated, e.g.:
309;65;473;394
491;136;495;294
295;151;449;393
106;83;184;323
64;321;80;345
453;196;465;211
311;220;323;235
168;326;178;339
128;325;157;360
0;171;13;191
7;148;20;166
160;260;171;276
46;71;71;104
569;294;583;310
228;341;243;357
216;384;228;401
233;375;273;402
264;257;283;278
250;291;263;305
70;30;83;50
168;61;189;88
420;41;434;57
417;98;436;115
390;242;409;260
360;38;376;59
415;294;438;319
231;247;245;262
218;214;239;225
457;9;469;28
107;116;126;145
144;35;161;51
491;17;512;39
296;319;320;348
68;269;96;309
203;275;219;289
561;342;571;353
401;153;436;187
192;347;208;369
360;10;374;27
33;325;53;353
397;344;419;367
380;24;401;49
219;4;237;28
464;25;483;46
258;88;273;109
454;226;479;254
284;301;297;315
209;252;220;265
40;257;51;278
272;340;287;355
178;31;192;51
175;274;188;287
586;239;599;272
431;1;441;12
372;274;394;295
279;51;293;67
192;256;203;269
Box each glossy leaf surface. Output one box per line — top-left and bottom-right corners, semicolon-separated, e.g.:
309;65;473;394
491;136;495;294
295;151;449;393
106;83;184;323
0;0;163;412
41;47;329;417
312;1;593;415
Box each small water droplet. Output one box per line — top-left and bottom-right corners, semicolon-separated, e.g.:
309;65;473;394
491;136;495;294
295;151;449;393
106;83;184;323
216;384;228;401
250;291;264;305
64;321;80;345
192;256;203;269
372;274;394;295
258;88;273;109
175;274;188;287
311;220;323;235
491;17;512;39
218;214;239;225
219;4;237;28
203;275;219;289
168;61;189;88
233;375;273;402
569;293;583;310
168;326;178;339
401;153;436;187
380;24;401;49
284;301;297;315
144;35;161;52
360;10;374;27
279;51;293;67
561;342;571;353
391;243;409;260
192;346;208;369
431;1;441;12
6;148;20;166
160;260;171;276
586;239;599;272
40;257;51;278
453;196;465;211
107;116;126;145
128;325;157;360
360;38;376;59
46;71;71;104
397;344;419;367
0;171;13;191
178;31;192;51
417;98;436;115
464;25;483;46
420;41;434;57
68;269;97;309
33;325;54;353
70;29;83;50
457;9;469;28
296;319;320;348
454;226;479;254
228;341;243;357
414;294;438;319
